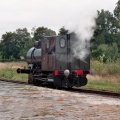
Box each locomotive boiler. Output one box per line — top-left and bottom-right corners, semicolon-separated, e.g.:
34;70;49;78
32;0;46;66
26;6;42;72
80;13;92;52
17;34;91;88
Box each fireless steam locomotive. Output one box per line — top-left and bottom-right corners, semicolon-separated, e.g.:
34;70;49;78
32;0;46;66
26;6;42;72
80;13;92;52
17;34;91;88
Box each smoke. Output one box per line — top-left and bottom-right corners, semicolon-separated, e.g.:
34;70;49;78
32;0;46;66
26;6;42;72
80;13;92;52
62;0;105;62
65;11;97;62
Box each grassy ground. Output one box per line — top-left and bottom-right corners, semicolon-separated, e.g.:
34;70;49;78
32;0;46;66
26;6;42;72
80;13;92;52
83;75;120;92
0;61;119;92
83;60;120;92
0;62;28;82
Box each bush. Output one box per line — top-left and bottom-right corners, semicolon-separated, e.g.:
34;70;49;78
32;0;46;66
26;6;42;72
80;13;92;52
91;60;120;75
91;43;119;63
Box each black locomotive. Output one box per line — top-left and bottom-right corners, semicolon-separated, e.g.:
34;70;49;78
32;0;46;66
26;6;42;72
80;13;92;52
17;34;91;88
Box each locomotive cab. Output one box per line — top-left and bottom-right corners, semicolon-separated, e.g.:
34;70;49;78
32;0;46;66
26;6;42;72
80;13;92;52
17;34;90;88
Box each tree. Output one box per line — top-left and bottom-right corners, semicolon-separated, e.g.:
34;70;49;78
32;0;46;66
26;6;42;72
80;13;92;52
15;28;34;57
91;43;119;62
93;10;118;46
114;0;120;21
58;26;69;35
0;32;17;59
114;0;120;53
0;28;33;60
33;27;56;41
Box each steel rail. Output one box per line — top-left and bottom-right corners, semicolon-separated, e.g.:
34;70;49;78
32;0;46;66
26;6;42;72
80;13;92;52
0;79;120;98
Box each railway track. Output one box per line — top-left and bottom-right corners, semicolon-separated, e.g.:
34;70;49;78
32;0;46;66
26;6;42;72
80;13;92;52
0;79;120;98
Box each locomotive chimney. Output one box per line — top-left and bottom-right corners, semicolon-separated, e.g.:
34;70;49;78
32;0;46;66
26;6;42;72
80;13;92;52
67;34;70;40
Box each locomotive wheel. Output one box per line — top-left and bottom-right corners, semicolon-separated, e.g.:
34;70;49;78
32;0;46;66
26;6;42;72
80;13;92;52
79;75;88;86
33;78;36;85
54;76;62;89
67;86;73;89
28;74;33;84
33;79;40;86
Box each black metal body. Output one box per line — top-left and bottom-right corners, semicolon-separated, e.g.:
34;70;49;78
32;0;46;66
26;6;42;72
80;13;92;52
17;34;90;88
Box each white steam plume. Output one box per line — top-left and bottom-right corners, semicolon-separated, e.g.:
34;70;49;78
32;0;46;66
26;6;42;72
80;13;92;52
65;12;97;62
66;16;96;61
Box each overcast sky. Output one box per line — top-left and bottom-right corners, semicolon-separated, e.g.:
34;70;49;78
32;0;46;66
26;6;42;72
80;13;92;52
0;0;118;38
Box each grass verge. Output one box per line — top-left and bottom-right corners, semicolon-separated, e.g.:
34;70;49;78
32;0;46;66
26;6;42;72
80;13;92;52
0;62;28;82
82;75;120;92
0;69;28;82
0;61;119;93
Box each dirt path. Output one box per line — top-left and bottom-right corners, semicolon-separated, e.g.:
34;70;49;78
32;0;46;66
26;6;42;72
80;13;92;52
0;81;120;120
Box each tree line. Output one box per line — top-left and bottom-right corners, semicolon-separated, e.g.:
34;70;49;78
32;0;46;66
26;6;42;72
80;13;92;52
0;27;56;61
0;0;120;62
